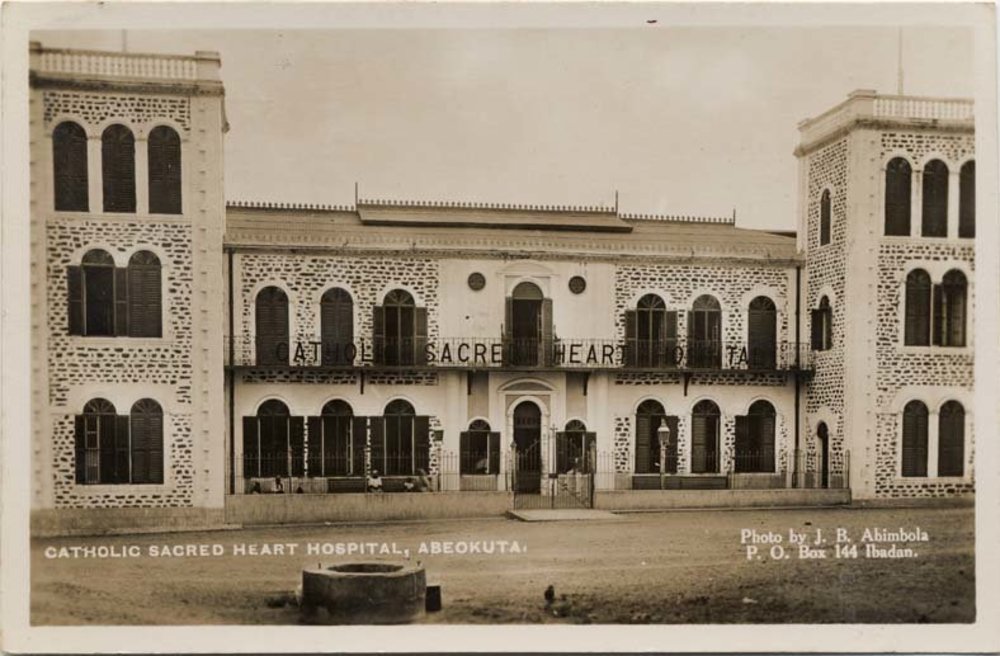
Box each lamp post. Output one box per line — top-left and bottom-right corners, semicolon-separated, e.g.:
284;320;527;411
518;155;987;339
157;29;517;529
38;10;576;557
657;422;671;490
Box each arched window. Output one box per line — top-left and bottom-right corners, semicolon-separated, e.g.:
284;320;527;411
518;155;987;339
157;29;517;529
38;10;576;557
127;251;162;337
372;399;429;477
634;400;677;477
307;400;357;477
904;269;932;346
460;419;500;475
747;296;777;369
811;296;833;351
374;289;427;366
67;250;117;336
74;398;123;484
52;121;89;211
130;399;164;484
938;401;965;477
735;400;775;473
255;286;289;365
506;281;553;366
959;161;975;239
242;399;303;481
556;419;596;474
148;125;182;214
321;288;354;366
691;400;721;474
816;422;830;489
101;124;136;213
935;270;967;347
625;294;677;368
921;160;949;237
819;189;831;246
901;400;929;477
885;157;912;236
688;295;721;368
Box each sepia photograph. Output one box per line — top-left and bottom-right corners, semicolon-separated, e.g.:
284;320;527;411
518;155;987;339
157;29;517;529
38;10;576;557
2;1;998;653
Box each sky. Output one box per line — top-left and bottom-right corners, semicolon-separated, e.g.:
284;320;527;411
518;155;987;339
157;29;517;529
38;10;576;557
37;24;976;230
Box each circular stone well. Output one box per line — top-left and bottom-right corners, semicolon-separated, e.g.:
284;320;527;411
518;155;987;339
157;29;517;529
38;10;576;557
300;562;426;624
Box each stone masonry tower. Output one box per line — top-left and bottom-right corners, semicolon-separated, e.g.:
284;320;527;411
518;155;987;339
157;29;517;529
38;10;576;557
797;90;975;500
29;43;228;533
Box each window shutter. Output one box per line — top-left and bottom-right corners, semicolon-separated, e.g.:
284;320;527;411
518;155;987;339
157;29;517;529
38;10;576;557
97;415;115;484
761;413;775;473
687;310;697;366
114;414;131;483
949;286;966;347
915;410;928;476
691;413;707;473
114;268;129;337
959;162;975;239
67;266;84;335
414;416;430;473
307;416;322;476
74;415;86;483
53;122;90;212
102;126;136;213
148;409;163;484
242;416;259;478
665;311;678;366
938;407;964;477
488;431;501;475
905;277;930;346
369;416;385;475
504;297;513;340
734;415;749;474
624;310;637;367
290;417;305;477
932;285;944;346
540;298;554;366
131;411;149;484
372;305;385;365
351;416;367;476
148;127;182;215
811;309;823;350
414;306;429;365
128;263;162;338
635;413;651;474
665;416;679;473
902;406;928;477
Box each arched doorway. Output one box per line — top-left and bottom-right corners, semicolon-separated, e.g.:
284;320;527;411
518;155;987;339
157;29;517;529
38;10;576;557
817;422;829;489
508;282;550;366
512;400;542;493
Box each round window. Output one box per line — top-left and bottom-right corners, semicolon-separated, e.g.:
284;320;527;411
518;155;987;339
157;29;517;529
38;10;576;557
467;272;486;291
569;276;586;294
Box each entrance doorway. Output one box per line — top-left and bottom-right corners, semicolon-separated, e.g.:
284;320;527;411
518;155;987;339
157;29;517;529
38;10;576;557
512;400;541;493
510;282;543;366
817;422;830;489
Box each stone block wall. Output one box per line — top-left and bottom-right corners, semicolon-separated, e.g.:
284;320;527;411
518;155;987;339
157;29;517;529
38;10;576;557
803;137;849;475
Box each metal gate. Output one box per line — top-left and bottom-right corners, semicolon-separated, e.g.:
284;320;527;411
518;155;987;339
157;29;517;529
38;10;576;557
511;445;594;510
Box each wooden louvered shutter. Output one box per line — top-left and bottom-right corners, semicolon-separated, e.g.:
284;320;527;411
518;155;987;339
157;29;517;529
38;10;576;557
624;310;637;367
905;278;930;346
97;415;115;484
902;407;928;477
307;416;322;476
691;412;708;474
114;268;129;337
811;309;823;350
103;127;136;213
128;263;161;337
53;123;90;211
290;417;305;477
113;415;130;483
932;285;944;347
488;431;501;475
761;412;775;473
369;417;385;475
665;416;679;473
665;311;678;367
372;305;385;365
351;416;367;476
734;415;749;473
687;311;697;365
938;408;965;477
414;416;430;473
148;410;163;484
540;298;554;366
242;417;259;478
67;266;84;335
148;127;182;215
414;307;428;365
131;411;149;483
635;413;651;474
74;415;86;483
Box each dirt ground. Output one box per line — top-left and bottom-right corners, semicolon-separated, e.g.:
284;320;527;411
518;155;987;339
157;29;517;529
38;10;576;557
30;505;974;625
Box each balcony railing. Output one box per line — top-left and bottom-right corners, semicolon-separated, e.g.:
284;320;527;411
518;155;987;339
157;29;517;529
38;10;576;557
227;335;812;373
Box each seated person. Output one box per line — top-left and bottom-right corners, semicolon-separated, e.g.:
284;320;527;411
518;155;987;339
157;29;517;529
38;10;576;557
415;468;432;492
366;470;383;493
273;476;285;493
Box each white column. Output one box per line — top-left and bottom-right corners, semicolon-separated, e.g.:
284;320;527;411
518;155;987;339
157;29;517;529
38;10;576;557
87;135;102;213
135;136;149;215
947;170;960;238
910;170;922;237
